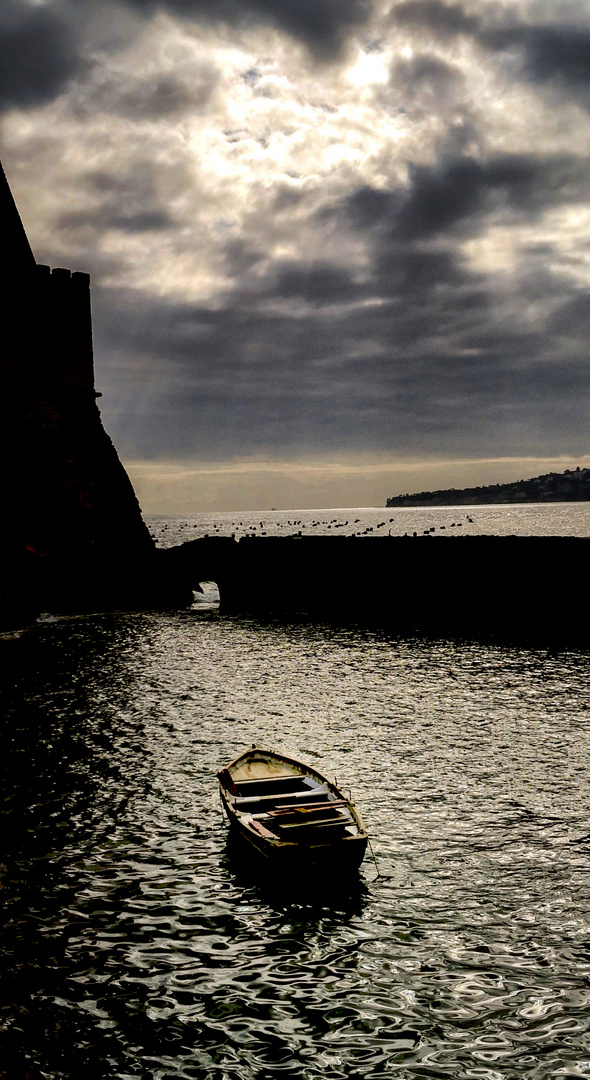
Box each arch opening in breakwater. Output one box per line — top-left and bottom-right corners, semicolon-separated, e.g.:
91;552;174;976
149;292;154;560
160;533;590;646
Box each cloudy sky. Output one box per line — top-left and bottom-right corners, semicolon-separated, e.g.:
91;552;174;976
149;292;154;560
3;0;590;510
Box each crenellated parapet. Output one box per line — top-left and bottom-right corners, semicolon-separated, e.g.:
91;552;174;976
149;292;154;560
1;262;95;394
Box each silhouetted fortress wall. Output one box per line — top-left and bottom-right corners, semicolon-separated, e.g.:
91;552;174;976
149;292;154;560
165;534;590;645
2;261;150;558
0;164;190;622
2;265;94;389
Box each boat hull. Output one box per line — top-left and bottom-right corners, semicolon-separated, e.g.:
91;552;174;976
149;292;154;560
218;748;368;875
226;813;368;873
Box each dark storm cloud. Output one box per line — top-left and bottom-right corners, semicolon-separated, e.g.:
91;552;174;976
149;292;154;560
120;0;373;60
269;262;365;306
345;152;590;243
391;0;478;38
60;207;173;234
374;243;473;298
92;268;590;463
522;25;590;89
79;70;217;120
90;171;590;465
84;128;590;460
345;161;487;240
547;290;590;337
56;162;176;238
392;53;462;100
325;148;590;443
397;159;489;239
391;1;590;109
0;0;370;117
485;23;590;105
0;2;82;111
44;123;590;465
222;239;267;278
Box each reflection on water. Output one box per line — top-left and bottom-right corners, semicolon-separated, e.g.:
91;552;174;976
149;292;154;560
2;609;590;1078
222;831;373;912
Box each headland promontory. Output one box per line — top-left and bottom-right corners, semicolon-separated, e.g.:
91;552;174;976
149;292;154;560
386;468;590;508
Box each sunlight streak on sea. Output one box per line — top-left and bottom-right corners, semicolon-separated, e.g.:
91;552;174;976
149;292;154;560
147;501;590;547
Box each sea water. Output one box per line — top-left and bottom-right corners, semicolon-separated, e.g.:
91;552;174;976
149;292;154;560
147;501;590;548
2;504;590;1079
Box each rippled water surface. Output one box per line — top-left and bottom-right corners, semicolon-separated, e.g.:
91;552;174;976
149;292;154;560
3;601;590;1079
147;502;590;548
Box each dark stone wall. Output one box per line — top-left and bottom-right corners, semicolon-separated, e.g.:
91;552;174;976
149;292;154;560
1;381;192;624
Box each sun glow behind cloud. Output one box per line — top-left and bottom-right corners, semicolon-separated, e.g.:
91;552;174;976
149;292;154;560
4;12;412;301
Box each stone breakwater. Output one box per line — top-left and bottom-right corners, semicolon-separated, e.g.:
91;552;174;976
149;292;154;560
162;533;590;645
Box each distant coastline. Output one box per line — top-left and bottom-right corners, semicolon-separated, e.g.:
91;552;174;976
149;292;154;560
386;467;590;507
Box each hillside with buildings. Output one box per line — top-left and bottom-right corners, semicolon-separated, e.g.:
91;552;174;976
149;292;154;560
386;468;590;507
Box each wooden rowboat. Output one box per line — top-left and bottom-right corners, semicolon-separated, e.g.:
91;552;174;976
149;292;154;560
218;747;368;872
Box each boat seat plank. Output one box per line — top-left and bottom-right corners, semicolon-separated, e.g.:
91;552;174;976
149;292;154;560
269;799;348;815
277;815;350;830
234;774;304;787
233;790;328;807
233;776;319;797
